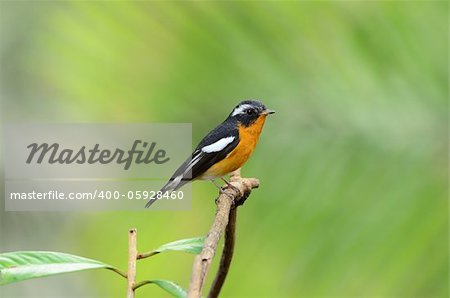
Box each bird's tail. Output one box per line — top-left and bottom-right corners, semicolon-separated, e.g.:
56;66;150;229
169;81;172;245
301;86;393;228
144;185;169;208
144;175;186;208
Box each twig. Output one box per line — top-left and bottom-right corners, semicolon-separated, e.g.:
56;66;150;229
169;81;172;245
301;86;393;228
187;170;259;298
127;228;138;298
207;206;237;298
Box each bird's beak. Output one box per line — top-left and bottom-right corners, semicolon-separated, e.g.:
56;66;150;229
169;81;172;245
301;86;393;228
262;109;275;115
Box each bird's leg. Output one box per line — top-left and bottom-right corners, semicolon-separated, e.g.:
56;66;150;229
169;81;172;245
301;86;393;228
220;177;241;197
210;179;234;201
210;179;223;190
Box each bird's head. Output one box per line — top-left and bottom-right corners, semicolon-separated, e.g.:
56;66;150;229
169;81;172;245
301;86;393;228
228;100;275;127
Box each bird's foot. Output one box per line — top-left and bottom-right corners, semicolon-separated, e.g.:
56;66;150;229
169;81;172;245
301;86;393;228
218;188;235;202
220;177;241;197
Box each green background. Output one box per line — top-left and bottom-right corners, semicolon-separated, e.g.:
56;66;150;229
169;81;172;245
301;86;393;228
0;1;448;297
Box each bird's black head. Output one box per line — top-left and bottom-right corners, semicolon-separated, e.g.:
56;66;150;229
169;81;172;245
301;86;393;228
228;100;275;127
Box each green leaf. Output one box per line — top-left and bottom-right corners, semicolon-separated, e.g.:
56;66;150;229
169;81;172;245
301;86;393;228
153;237;205;255
151;279;187;298
0;251;118;285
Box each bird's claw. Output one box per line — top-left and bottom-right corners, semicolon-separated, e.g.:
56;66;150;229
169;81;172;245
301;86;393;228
221;178;241;197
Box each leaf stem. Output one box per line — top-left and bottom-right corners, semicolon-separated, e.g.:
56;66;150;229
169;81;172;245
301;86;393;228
136;251;159;260
132;280;153;291
106;267;128;279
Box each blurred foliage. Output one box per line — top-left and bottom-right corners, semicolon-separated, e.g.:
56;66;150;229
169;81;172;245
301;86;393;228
0;1;447;298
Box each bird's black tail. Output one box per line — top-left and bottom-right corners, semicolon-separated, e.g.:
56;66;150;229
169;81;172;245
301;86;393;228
144;186;167;208
144;176;188;208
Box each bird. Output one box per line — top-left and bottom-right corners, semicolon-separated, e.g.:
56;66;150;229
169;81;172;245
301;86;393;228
145;100;274;208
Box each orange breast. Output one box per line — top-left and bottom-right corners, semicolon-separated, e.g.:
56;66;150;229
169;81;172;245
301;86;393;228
200;115;267;179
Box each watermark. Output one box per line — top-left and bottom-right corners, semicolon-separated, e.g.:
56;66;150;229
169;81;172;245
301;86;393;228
26;140;170;170
4;124;192;211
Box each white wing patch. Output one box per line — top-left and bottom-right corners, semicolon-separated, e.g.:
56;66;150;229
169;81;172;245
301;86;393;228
201;136;235;153
231;104;252;116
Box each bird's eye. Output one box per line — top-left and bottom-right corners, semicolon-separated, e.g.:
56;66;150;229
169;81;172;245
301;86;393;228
246;109;255;115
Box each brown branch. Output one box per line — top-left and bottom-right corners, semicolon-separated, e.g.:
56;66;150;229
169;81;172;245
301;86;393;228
207;206;237;298
187;170;259;298
127;228;138;298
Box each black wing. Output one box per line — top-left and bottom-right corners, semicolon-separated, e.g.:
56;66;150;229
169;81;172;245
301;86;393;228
189;120;239;179
145;119;239;208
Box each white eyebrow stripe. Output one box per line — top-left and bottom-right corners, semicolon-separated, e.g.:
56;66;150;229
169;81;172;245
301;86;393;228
231;104;253;116
201;136;235;153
